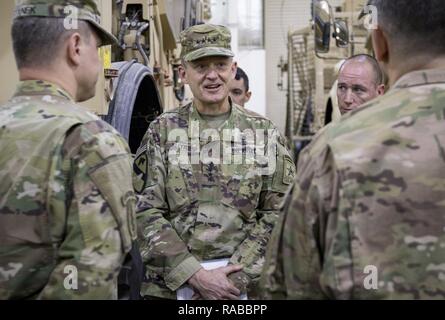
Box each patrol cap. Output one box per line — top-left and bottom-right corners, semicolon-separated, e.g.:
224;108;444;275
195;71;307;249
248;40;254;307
180;24;234;62
13;0;118;46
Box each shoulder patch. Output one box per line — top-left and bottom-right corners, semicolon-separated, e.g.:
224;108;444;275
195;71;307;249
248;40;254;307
283;156;296;185
133;152;148;194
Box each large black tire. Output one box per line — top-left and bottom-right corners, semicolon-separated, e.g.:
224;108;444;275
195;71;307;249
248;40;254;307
104;60;163;154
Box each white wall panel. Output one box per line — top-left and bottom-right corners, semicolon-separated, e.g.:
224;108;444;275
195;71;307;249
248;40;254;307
265;0;311;134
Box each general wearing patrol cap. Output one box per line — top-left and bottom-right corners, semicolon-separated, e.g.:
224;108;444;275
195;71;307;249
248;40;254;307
180;24;234;62
13;0;118;46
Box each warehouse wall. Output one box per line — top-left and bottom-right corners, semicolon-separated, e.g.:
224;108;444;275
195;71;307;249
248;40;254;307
265;0;311;134
208;0;266;116
0;0;19;103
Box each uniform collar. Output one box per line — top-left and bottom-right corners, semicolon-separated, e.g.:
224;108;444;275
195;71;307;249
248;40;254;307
189;98;239;132
13;80;74;101
393;69;445;89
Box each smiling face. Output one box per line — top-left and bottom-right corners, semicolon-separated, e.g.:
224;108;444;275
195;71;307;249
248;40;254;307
180;56;237;108
337;60;385;114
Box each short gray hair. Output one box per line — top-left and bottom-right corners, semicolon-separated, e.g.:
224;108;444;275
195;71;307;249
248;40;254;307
12;17;91;69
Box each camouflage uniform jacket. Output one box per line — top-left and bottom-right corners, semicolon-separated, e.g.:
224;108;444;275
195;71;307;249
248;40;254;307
0;80;137;299
133;102;295;299
260;69;445;299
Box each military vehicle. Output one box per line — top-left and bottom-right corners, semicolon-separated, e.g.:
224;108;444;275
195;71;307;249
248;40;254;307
0;0;211;153
278;0;372;161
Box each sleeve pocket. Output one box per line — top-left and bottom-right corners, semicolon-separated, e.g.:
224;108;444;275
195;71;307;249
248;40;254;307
89;156;137;254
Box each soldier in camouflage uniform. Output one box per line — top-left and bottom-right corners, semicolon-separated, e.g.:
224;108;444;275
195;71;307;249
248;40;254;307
0;0;137;299
133;24;295;300
260;0;445;299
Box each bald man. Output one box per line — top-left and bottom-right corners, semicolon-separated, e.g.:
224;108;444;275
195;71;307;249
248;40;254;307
337;54;385;115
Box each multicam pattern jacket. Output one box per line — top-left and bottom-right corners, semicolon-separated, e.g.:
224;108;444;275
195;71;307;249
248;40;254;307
260;69;445;299
133;102;295;299
0;80;136;299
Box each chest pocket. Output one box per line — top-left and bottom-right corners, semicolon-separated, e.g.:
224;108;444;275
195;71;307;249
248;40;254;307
164;141;195;215
219;139;263;220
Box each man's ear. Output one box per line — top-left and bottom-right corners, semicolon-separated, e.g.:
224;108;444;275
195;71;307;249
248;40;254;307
377;84;385;95
245;91;252;103
372;28;389;64
66;32;82;67
179;64;188;85
231;61;238;80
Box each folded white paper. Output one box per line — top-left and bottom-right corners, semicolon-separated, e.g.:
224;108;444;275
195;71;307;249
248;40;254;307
177;258;248;300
